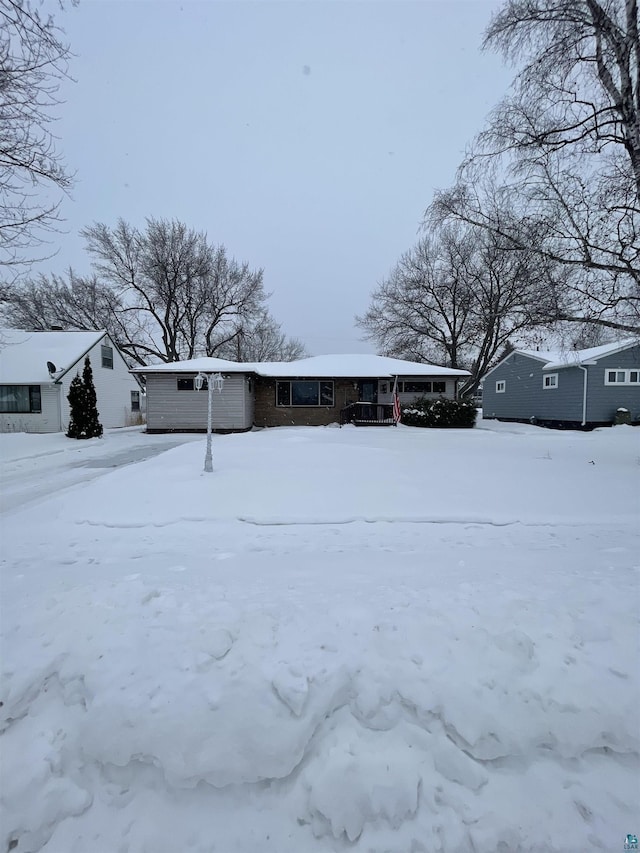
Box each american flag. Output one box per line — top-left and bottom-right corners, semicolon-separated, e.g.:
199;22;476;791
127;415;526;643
392;376;401;425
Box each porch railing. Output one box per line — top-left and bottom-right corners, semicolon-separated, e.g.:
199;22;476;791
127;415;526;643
340;402;395;426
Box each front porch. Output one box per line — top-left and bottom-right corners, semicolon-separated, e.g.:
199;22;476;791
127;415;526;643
340;402;396;426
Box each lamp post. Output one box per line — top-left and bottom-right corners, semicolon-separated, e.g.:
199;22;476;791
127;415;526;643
194;371;224;472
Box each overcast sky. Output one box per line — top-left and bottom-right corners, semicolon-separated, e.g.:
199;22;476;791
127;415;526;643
48;0;514;355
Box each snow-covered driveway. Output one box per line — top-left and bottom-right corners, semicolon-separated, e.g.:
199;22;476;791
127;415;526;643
0;428;202;514
1;422;639;853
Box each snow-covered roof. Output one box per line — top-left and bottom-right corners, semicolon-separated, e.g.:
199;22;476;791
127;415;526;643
483;338;640;379
250;354;470;377
130;356;245;375
0;328;109;385
508;349;559;364
518;338;639;371
133;353;471;378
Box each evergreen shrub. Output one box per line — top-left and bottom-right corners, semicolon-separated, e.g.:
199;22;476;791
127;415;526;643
67;357;103;439
401;396;477;428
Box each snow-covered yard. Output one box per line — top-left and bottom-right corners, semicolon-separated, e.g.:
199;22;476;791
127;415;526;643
1;421;639;853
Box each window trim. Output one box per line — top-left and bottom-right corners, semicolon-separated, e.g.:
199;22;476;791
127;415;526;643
101;344;114;370
275;379;334;407
396;380;447;394
177;376;196;391
131;390;140;411
496;380;506;393
604;368;640;386
543;373;558;389
402;380;433;394
0;385;42;414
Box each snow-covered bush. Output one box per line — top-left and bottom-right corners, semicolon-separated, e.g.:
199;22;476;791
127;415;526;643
401;397;476;428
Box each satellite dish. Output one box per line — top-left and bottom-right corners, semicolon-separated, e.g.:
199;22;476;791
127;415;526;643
47;361;57;374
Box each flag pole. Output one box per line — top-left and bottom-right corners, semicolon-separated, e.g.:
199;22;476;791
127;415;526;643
392;375;401;425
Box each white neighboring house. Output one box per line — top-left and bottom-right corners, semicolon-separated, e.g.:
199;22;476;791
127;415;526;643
0;329;143;433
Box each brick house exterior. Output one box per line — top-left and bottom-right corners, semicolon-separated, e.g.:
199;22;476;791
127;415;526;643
133;354;471;432
254;377;359;427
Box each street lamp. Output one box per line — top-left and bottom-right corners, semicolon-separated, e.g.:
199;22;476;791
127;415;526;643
194;371;224;472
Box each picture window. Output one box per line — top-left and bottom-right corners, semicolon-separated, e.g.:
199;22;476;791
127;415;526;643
276;380;334;407
0;385;42;413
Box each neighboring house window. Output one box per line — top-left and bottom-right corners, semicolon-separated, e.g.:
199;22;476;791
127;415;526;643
0;385;42;413
543;373;558;389
177;377;198;390
432;381;446;393
131;390;140;411
496;380;506;393
276;380;334;406
605;369;640;385
101;344;114;369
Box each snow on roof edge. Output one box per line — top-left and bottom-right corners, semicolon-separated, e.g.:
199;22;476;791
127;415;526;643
131;353;471;378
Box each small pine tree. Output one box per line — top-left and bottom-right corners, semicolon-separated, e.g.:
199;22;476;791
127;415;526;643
66;357;103;439
82;356;103;438
66;373;85;438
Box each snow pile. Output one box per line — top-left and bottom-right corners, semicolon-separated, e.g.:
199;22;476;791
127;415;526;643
1;423;639;852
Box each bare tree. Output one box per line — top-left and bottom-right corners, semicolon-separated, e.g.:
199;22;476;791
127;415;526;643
482;0;640;199
2;269;120;330
0;0;75;270
81;218;268;364
430;0;640;335
358;225;549;392
431;171;640;333
214;308;308;361
2;217;309;365
358;231;475;368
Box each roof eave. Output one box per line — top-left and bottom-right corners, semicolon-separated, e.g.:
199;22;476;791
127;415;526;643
55;330;109;382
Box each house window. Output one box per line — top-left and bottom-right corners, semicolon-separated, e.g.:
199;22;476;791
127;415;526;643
276;380;334;407
0;385;42;413
131;390;140;411
605;369;640;385
177;376;198;391
496;380;506;393
543;373;558;389
101;345;114;369
397;380;447;394
403;380;432;394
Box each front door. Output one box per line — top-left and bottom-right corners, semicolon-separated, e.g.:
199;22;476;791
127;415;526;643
357;380;377;404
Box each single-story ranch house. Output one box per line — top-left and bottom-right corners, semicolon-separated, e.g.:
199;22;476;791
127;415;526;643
132;354;471;432
0;329;143;433
482;338;640;428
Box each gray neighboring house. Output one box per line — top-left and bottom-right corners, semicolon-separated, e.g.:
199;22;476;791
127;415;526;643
482;338;640;428
132;354;470;432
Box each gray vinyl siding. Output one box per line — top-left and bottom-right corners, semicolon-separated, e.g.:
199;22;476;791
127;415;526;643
586;345;640;422
483;344;640;425
483;353;584;422
145;373;250;431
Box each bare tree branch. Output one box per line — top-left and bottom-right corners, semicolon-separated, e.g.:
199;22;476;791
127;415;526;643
0;0;77;268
